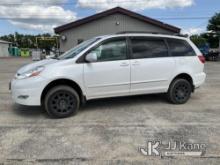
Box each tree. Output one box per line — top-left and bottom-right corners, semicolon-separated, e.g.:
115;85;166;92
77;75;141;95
207;12;220;32
201;33;218;48
0;32;58;50
190;35;207;47
206;12;220;48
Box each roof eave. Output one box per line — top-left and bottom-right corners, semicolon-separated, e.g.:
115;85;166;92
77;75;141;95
54;7;180;34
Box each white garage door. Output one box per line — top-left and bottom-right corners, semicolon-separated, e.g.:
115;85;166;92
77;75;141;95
0;43;10;57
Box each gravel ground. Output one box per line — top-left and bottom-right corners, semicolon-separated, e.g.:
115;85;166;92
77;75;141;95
0;57;220;165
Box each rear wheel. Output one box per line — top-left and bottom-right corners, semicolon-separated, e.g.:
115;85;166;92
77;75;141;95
167;79;192;104
44;85;80;118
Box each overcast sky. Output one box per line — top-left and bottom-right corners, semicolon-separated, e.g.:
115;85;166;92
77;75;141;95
0;0;219;35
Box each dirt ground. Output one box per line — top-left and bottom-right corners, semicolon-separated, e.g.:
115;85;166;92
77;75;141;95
0;57;220;164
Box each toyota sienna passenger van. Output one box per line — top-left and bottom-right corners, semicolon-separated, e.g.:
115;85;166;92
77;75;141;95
11;33;206;118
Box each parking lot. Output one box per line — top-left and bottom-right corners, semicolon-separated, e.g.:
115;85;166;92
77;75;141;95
0;57;220;164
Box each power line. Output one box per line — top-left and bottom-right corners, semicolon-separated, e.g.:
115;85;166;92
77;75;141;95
1;1;160;6
0;1;169;6
0;0;218;8
0;16;211;20
156;17;211;20
0;1;218;15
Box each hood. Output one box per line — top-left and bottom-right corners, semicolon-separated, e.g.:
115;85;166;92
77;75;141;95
17;59;58;75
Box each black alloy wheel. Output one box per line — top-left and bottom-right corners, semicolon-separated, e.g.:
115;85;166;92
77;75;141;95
167;79;192;104
44;86;80;118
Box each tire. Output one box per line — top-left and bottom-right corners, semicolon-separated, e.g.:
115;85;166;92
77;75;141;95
167;79;192;104
44;85;80;118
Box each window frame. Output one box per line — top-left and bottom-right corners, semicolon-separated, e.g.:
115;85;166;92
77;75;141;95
128;36;170;59
77;37;130;63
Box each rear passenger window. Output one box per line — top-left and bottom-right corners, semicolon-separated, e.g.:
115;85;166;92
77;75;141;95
167;39;196;56
131;38;168;59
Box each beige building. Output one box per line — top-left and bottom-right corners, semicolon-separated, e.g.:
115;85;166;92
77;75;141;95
0;40;11;57
55;7;180;52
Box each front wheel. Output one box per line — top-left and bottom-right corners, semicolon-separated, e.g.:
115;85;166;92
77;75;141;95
44;86;80;118
167;79;192;104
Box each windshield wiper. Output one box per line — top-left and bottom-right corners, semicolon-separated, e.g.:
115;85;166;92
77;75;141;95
51;56;60;60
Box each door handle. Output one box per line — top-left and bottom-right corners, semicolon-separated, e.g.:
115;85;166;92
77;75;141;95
120;62;129;67
132;61;140;66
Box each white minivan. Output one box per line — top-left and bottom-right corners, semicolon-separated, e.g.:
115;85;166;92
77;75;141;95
10;33;206;118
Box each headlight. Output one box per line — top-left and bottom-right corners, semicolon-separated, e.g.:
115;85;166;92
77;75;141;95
15;66;45;79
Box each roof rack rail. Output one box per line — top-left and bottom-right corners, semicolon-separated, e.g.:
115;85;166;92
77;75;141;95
116;31;188;37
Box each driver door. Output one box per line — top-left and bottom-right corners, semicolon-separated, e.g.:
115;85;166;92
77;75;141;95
83;38;131;99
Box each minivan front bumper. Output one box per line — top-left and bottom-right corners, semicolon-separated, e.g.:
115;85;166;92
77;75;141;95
11;76;48;106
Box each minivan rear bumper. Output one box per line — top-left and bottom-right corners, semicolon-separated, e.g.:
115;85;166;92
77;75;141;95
194;72;206;88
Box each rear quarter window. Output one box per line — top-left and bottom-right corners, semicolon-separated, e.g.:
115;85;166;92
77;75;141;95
167;38;196;57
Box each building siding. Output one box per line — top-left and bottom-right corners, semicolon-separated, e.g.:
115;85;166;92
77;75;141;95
59;13;175;52
0;43;10;57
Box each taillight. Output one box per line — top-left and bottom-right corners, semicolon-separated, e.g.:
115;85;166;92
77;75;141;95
198;55;205;64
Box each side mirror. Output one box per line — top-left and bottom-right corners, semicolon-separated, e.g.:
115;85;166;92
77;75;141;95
85;52;97;62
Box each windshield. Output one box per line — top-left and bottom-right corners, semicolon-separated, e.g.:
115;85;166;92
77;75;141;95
58;37;101;60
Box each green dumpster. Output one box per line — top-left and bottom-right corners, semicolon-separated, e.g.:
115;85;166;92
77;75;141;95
20;48;30;57
9;47;20;56
14;47;20;56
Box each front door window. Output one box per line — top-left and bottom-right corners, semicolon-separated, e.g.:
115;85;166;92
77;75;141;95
90;39;127;62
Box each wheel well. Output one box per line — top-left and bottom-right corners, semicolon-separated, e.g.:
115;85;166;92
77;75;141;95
172;73;194;91
41;79;85;105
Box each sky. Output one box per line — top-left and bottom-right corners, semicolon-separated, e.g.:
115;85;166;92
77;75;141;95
0;0;219;36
